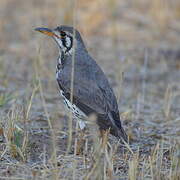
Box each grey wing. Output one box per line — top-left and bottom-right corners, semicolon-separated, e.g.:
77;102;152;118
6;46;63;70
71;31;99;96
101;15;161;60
58;77;108;115
57;65;122;130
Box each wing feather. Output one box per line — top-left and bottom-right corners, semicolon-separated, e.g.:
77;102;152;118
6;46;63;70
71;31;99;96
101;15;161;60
57;53;122;130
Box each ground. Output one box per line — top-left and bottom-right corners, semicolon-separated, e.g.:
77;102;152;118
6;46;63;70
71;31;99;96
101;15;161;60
0;0;180;179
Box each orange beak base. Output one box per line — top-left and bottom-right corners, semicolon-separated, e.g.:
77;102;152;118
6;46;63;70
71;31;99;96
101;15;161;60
35;27;55;37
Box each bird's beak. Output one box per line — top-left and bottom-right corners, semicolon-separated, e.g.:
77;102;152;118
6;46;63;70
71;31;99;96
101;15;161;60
35;27;55;37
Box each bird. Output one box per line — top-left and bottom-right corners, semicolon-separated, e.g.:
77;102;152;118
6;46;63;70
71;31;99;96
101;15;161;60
35;25;128;142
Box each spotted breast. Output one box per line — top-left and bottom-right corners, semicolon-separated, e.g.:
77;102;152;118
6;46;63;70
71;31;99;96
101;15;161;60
56;55;86;129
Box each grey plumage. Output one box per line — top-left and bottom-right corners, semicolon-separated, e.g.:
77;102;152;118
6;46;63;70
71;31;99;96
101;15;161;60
35;25;128;142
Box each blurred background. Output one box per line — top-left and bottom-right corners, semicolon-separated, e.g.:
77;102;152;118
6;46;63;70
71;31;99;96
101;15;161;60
0;0;180;179
0;0;180;95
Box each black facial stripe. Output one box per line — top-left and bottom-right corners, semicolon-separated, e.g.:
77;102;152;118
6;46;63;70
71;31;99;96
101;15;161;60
62;38;66;48
61;35;73;53
60;31;66;37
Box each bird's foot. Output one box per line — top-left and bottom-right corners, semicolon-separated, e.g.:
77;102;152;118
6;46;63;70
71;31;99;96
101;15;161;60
75;129;86;155
99;129;110;150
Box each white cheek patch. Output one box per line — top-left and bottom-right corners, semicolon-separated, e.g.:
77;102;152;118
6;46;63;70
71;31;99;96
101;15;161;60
53;31;73;55
65;36;71;48
54;37;67;52
55;37;63;48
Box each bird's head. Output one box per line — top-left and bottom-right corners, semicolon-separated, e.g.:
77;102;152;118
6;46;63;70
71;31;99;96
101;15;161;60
35;26;86;54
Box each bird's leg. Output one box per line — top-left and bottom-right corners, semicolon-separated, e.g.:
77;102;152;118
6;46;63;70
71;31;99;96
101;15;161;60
75;120;86;155
98;129;113;178
99;129;110;150
76;129;86;155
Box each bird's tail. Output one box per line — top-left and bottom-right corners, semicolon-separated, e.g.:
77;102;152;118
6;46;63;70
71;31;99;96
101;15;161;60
117;127;128;143
108;113;128;142
111;126;128;143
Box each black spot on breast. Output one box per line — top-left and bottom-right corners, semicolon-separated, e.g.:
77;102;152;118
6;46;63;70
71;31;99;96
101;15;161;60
57;63;61;70
64;100;70;109
75;112;80;117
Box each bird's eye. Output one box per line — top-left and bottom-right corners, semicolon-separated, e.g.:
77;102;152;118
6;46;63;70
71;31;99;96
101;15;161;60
60;31;66;38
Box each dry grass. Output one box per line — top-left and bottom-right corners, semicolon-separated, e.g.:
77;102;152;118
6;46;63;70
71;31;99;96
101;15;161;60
0;0;180;179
